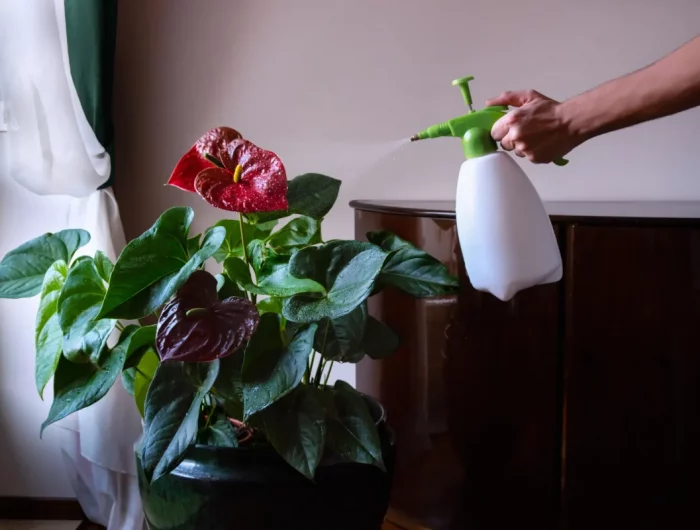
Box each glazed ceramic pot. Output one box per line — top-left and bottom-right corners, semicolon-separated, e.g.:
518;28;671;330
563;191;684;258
136;396;395;530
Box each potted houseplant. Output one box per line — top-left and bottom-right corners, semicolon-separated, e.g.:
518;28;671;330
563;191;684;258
0;127;458;530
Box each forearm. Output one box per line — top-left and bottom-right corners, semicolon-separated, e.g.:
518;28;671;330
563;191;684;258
560;36;700;140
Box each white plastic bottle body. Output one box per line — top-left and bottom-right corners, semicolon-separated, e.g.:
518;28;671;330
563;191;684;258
455;152;563;301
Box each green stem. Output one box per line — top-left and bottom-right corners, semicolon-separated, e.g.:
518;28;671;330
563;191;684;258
322;361;335;387
116;321;125;332
203;400;216;430
306;350;317;385
314;357;326;387
238;215;255;303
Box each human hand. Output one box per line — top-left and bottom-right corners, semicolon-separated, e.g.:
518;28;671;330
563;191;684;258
487;90;582;163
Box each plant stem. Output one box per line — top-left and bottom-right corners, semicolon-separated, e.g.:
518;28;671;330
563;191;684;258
134;367;150;379
239;215;249;265
238;214;255;303
306;350;317;385
115;321;124;332
323;361;335;387
314;357;326;387
203;399;216;430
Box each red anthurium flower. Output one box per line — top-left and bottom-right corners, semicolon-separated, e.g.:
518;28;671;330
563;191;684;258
194;139;288;213
168;127;243;192
156;271;260;363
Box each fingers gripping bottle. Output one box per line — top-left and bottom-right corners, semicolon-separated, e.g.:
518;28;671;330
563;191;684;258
410;76;566;301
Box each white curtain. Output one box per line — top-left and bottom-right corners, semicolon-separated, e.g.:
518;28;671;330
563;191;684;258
0;1;144;528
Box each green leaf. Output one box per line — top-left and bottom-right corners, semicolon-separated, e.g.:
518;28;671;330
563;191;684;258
288;241;376;288
215;273;245;299
210;219;276;263
118;325;157;369
369;232;458;297
247;173;341;224
99;207;226;319
133;349;159;417
252;384;326;479
42;345;127;434
257;256;325;298
200;410;238;448
34;260;68;398
58;258;116;363
223;257;265;295
0;229;90;298
214;352;244;419
314;305;367;362
326;381;384;469
122;346;159;408
267;217;319;252
186;235;201;257
360;316;400;359
242;314;316;418
366;230;412;252
256;297;283;315
93;251;114;282
141;360;219;482
246;239;272;275
283;245;386;323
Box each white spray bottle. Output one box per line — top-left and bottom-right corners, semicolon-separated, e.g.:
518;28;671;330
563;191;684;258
410;76;566;301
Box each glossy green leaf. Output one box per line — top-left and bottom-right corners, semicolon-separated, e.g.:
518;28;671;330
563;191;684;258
223;257;265;295
42;345;127;434
288;241;376;288
210;219;276;263
266;217;319;251
256;297;283;315
99;207;225;319
186;235;201;258
141;360;219;482
314;305;366;362
0;229;90;298
215;273;245;299
118;325;157;369
93;251;114;282
133;349;159;417
247;173;341;224
257;256;325;297
58;258;116;363
242;314;316;418
200;410;238;448
369;232;458;297
214;351;244;419
326;380;384;469
366;231;412;252
283;246;386;323
34;260;68;398
252;384;326;479
360;316;400;359
246;239;273;275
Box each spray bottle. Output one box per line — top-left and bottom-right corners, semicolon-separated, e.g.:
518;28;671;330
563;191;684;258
411;76;565;301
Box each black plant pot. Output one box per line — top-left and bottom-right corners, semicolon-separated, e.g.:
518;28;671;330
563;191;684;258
137;396;395;530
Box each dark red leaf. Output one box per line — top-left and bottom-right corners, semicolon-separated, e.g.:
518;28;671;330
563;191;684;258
156;270;259;362
194;140;288;213
168;127;243;192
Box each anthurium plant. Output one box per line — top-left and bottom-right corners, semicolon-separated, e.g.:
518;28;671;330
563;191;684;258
0;127;458;482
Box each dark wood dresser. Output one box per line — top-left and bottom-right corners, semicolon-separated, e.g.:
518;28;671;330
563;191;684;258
351;200;700;530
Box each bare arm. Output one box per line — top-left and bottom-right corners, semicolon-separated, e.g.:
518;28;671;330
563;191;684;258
488;36;700;163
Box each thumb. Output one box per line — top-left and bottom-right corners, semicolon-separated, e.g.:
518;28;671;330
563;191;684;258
486;89;538;108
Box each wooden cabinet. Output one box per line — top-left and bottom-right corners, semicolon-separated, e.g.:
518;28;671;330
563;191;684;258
351;200;700;530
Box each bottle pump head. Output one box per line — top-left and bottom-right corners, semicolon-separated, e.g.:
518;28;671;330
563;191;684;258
411;76;568;166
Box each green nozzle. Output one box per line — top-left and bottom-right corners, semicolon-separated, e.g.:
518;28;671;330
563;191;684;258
452;76;475;110
411;75;569;165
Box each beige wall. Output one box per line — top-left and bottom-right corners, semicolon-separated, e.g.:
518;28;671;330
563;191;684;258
113;0;700;386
